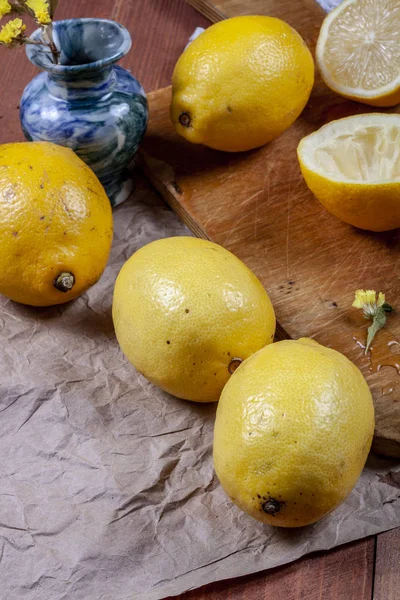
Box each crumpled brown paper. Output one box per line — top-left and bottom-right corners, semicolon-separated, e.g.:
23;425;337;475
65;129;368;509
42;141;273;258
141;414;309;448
1;174;400;600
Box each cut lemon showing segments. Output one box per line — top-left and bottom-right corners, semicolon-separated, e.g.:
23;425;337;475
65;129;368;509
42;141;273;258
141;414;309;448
297;113;400;232
316;0;400;107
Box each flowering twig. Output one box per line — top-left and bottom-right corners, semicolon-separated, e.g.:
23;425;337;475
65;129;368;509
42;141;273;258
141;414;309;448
0;0;59;63
352;289;394;354
39;22;59;63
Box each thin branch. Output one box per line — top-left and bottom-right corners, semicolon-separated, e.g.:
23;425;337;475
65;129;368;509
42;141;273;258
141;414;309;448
41;23;59;64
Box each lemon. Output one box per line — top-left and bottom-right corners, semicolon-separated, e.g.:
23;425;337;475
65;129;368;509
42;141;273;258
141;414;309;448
0;142;113;306
214;338;374;528
316;0;400;107
112;237;275;402
297;113;400;232
171;16;314;152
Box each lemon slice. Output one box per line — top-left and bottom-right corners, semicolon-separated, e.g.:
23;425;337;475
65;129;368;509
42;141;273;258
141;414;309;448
316;0;400;107
297;113;400;231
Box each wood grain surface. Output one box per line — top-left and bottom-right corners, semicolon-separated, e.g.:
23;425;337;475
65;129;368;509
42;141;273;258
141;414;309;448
185;0;227;23
186;0;325;36
0;0;398;598
173;536;375;599
374;529;400;600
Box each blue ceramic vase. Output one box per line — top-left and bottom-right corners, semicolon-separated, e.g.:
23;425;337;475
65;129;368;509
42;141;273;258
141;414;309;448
20;19;148;206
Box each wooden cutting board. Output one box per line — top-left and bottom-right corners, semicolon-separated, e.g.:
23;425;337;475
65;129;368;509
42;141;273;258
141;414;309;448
138;0;400;457
186;0;325;35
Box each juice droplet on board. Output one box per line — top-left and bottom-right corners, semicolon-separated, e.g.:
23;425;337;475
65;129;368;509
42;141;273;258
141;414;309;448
381;383;398;396
352;329;400;374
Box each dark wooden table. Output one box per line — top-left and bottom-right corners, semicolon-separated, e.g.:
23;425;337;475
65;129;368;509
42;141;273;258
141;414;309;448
0;1;399;598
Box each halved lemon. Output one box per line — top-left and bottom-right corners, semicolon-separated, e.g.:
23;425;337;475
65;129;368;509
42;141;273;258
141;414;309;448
297;113;400;231
316;0;400;107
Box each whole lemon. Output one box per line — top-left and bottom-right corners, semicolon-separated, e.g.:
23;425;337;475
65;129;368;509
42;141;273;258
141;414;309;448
0;142;113;306
112;237;275;402
171;15;314;152
214;338;374;527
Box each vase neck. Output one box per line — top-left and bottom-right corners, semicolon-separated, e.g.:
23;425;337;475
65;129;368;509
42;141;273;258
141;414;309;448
46;66;116;100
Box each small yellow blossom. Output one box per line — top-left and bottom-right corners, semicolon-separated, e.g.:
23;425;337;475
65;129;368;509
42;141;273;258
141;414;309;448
352;289;386;319
26;0;51;24
0;18;26;45
0;0;11;19
352;289;381;309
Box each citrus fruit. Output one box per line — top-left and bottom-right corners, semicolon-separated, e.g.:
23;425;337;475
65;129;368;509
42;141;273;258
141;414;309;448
214;338;374;527
297;113;400;231
316;0;400;107
112;237;275;402
0;142;113;306
171;15;314;152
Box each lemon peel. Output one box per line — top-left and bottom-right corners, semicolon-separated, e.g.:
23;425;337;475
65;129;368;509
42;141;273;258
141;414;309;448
214;338;374;527
112;236;276;402
0;141;113;306
171;16;314;152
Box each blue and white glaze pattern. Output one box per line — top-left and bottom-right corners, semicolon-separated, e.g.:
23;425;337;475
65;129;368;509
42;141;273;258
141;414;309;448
20;19;148;206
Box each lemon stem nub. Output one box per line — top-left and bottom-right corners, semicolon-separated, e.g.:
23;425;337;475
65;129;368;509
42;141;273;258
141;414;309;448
179;112;191;128
228;357;243;374
54;272;75;292
262;499;283;515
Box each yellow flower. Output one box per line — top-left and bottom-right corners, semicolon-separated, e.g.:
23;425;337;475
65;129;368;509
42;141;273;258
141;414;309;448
0;18;26;45
352;289;384;311
0;0;11;19
26;0;51;24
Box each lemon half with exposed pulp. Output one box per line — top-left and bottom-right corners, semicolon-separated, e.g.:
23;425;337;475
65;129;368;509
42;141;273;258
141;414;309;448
112;237;276;402
297;113;400;231
317;0;400;107
214;338;374;527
